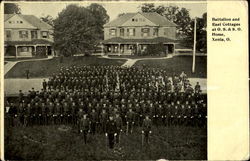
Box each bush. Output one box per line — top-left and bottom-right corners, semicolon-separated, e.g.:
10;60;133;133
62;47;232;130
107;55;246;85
143;43;166;56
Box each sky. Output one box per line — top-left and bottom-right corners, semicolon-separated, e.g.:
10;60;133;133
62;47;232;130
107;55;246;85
17;2;207;21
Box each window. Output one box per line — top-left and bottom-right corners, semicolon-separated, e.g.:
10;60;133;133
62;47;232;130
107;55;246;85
127;28;135;36
41;31;49;38
19;31;28;38
153;28;159;36
141;28;150;37
6;30;11;38
31;31;38;39
109;29;116;36
120;28;124;37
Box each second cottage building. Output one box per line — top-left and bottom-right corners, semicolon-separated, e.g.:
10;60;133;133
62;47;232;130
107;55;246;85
102;12;178;55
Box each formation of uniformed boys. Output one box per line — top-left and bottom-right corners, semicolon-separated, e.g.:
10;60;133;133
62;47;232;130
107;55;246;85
5;65;207;148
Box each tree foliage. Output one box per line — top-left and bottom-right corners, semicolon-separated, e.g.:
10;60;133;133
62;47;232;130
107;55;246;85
54;4;109;56
4;3;21;14
87;3;109;41
40;15;54;27
140;3;191;38
140;3;207;53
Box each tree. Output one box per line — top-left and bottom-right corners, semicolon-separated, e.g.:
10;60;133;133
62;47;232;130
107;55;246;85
143;43;166;56
196;13;207;52
40;15;54;27
118;13;126;17
185;13;207;52
4;3;21;14
87;3;109;41
54;4;98;56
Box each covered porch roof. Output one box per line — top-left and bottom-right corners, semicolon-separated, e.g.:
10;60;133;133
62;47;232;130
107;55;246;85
102;37;178;44
4;39;53;46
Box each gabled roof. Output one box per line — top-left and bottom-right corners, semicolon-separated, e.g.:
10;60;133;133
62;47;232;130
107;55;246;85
102;37;177;44
4;14;53;30
104;13;136;27
142;12;177;27
4;14;15;21
104;12;177;27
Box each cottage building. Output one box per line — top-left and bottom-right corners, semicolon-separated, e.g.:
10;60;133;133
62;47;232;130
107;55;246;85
102;12;178;55
4;14;54;58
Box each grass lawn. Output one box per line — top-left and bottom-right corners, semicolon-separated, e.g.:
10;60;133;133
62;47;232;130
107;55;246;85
5;124;206;160
5;56;126;78
109;55;167;59
134;55;207;78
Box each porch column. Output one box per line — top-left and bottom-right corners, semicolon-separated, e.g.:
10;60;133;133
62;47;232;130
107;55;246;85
118;43;121;56
111;45;113;53
166;44;169;55
45;45;48;56
34;45;37;56
15;45;18;58
101;43;104;55
173;43;175;55
136;43;139;55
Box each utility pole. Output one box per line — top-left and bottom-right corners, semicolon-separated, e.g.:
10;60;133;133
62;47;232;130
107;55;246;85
192;17;197;73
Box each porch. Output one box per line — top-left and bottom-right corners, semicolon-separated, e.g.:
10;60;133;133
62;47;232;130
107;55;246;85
4;39;54;58
102;43;175;56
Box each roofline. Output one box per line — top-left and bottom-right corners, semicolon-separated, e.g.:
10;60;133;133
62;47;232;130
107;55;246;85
5;14;39;29
104;12;177;27
104;25;177;28
4;14;15;22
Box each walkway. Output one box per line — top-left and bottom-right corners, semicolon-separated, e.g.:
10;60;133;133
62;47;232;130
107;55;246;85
4;56;53;75
101;55;173;67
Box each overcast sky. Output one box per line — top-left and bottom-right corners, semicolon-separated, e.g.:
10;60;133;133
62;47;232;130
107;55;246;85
17;2;207;21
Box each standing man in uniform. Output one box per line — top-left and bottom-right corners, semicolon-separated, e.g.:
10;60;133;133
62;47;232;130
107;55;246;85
142;115;152;146
114;113;123;144
79;113;90;144
106;115;117;149
89;108;98;135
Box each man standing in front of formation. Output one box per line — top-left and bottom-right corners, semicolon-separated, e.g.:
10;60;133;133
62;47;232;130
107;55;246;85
106;115;117;149
142;114;152;146
79;113;90;144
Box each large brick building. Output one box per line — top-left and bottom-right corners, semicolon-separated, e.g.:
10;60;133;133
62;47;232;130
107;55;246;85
102;12;178;55
4;14;54;58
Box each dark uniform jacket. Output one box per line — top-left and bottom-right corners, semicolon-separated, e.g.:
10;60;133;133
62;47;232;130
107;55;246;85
106;120;117;134
142;118;152;132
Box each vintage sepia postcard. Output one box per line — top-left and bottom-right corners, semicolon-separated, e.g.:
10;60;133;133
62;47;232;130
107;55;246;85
0;0;248;160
